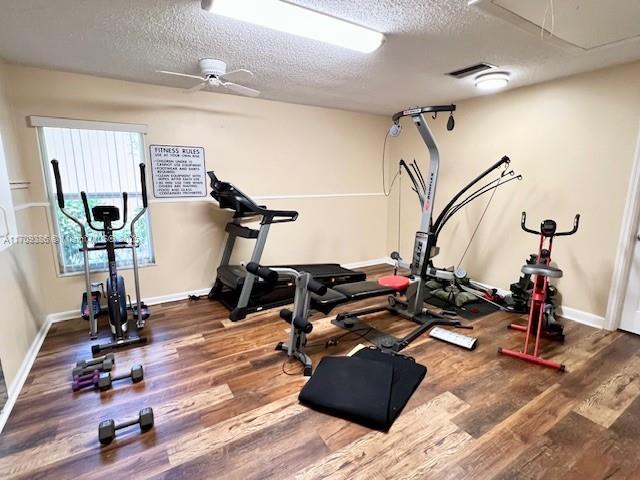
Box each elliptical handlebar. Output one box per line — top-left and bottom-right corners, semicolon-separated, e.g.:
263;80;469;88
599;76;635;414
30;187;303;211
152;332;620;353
521;212;580;237
51;159;65;209
79;191;98;231
139;163;148;208
51;159;149;234
121;192;128;228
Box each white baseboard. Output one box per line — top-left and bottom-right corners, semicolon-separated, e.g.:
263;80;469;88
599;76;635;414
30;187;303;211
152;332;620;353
0;318;53;434
343;257;392;269
556;306;605;329
45;287;213;324
142;288;210;306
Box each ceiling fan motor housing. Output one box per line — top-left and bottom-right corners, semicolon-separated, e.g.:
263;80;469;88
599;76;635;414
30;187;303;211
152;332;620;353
199;58;227;77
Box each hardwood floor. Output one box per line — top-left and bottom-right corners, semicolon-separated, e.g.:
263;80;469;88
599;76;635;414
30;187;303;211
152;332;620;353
1;264;640;479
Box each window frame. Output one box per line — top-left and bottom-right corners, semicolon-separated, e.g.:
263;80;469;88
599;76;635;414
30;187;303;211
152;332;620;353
33;117;156;277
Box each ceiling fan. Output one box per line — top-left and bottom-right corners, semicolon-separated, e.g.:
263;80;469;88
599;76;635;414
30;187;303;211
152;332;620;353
157;58;260;97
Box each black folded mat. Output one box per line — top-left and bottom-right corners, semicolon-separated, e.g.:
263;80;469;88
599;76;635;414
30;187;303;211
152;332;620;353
298;347;427;431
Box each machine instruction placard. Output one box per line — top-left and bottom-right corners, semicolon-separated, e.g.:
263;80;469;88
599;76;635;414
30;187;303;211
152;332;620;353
149;144;206;198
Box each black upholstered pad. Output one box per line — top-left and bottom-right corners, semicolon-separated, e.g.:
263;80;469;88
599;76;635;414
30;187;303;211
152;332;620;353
310;289;349;314
310;281;394;314
334;281;395;299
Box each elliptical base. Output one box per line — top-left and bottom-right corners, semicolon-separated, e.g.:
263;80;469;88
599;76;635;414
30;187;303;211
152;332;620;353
91;335;148;355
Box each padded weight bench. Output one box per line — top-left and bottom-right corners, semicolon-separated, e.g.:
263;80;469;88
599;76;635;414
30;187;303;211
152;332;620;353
308;275;430;352
310;280;399;315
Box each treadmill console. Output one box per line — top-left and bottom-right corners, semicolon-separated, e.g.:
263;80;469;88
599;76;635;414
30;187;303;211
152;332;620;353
207;171;299;223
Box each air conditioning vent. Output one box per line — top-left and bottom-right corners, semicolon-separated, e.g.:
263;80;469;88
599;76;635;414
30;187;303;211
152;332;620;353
446;63;496;78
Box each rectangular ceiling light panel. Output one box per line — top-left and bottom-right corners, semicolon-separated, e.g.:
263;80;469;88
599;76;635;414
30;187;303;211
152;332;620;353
206;0;384;53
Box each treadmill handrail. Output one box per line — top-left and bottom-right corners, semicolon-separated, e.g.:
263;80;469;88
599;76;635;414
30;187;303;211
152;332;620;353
207;170;298;224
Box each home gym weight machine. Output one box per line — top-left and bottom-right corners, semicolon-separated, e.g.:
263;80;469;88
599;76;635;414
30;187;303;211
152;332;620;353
51;159;150;354
329;105;521;349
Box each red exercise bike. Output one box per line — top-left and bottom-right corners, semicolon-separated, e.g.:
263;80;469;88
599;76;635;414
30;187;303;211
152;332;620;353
499;212;580;371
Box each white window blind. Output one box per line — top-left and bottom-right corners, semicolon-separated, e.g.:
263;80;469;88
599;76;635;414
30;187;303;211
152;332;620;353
37;122;154;274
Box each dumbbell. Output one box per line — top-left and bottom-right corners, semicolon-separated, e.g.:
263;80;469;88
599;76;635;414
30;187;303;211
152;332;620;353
97;364;144;391
76;353;115;369
98;407;154;445
72;370;100;391
72;359;115;378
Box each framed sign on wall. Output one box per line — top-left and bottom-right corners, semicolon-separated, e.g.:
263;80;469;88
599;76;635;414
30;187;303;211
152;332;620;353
149;144;207;198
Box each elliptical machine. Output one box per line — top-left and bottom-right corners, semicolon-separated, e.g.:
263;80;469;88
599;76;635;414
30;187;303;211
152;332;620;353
51;159;150;354
499;212;580;371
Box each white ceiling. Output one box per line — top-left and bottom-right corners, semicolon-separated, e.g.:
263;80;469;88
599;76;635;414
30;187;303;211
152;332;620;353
0;0;639;115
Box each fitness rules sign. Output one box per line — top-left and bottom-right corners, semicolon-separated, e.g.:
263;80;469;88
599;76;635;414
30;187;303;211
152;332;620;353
149;144;207;198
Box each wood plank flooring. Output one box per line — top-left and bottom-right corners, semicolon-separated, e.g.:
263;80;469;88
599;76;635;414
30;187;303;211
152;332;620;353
1;264;640;479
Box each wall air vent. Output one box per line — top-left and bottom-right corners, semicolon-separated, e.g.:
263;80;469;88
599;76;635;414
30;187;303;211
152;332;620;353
446;63;497;79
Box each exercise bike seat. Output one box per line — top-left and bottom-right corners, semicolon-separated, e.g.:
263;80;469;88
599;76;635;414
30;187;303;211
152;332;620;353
310;281;396;315
521;263;563;278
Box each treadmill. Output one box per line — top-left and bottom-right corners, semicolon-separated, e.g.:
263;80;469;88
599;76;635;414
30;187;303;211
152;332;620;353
207;172;366;321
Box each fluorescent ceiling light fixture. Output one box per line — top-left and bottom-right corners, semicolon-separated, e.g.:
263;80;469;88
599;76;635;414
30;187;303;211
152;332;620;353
474;72;510;90
203;0;384;53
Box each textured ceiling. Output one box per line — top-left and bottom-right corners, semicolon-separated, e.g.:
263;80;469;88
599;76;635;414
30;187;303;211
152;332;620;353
0;0;639;114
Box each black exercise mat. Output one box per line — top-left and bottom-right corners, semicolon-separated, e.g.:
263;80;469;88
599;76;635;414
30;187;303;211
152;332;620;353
298;348;427;431
425;296;500;320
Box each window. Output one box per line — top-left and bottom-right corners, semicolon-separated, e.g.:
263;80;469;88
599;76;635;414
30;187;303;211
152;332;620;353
35;120;154;274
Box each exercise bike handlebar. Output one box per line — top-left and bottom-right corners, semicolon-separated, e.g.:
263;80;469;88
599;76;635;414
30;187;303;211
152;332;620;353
555;214;581;236
521;212;581;236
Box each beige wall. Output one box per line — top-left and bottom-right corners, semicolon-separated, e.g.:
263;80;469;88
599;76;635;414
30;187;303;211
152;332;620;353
0;59;44;389
2;59;639;391
386;61;640;317
3;65;390;314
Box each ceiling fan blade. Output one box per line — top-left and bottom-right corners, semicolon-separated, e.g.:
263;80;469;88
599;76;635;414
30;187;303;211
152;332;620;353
157;70;206;81
184;82;208;94
219;69;254;82
222;82;261;97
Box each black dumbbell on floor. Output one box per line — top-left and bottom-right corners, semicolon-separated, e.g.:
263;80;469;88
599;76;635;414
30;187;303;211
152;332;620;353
97;364;144;391
76;353;115;370
98;407;154;445
72;359;115;378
